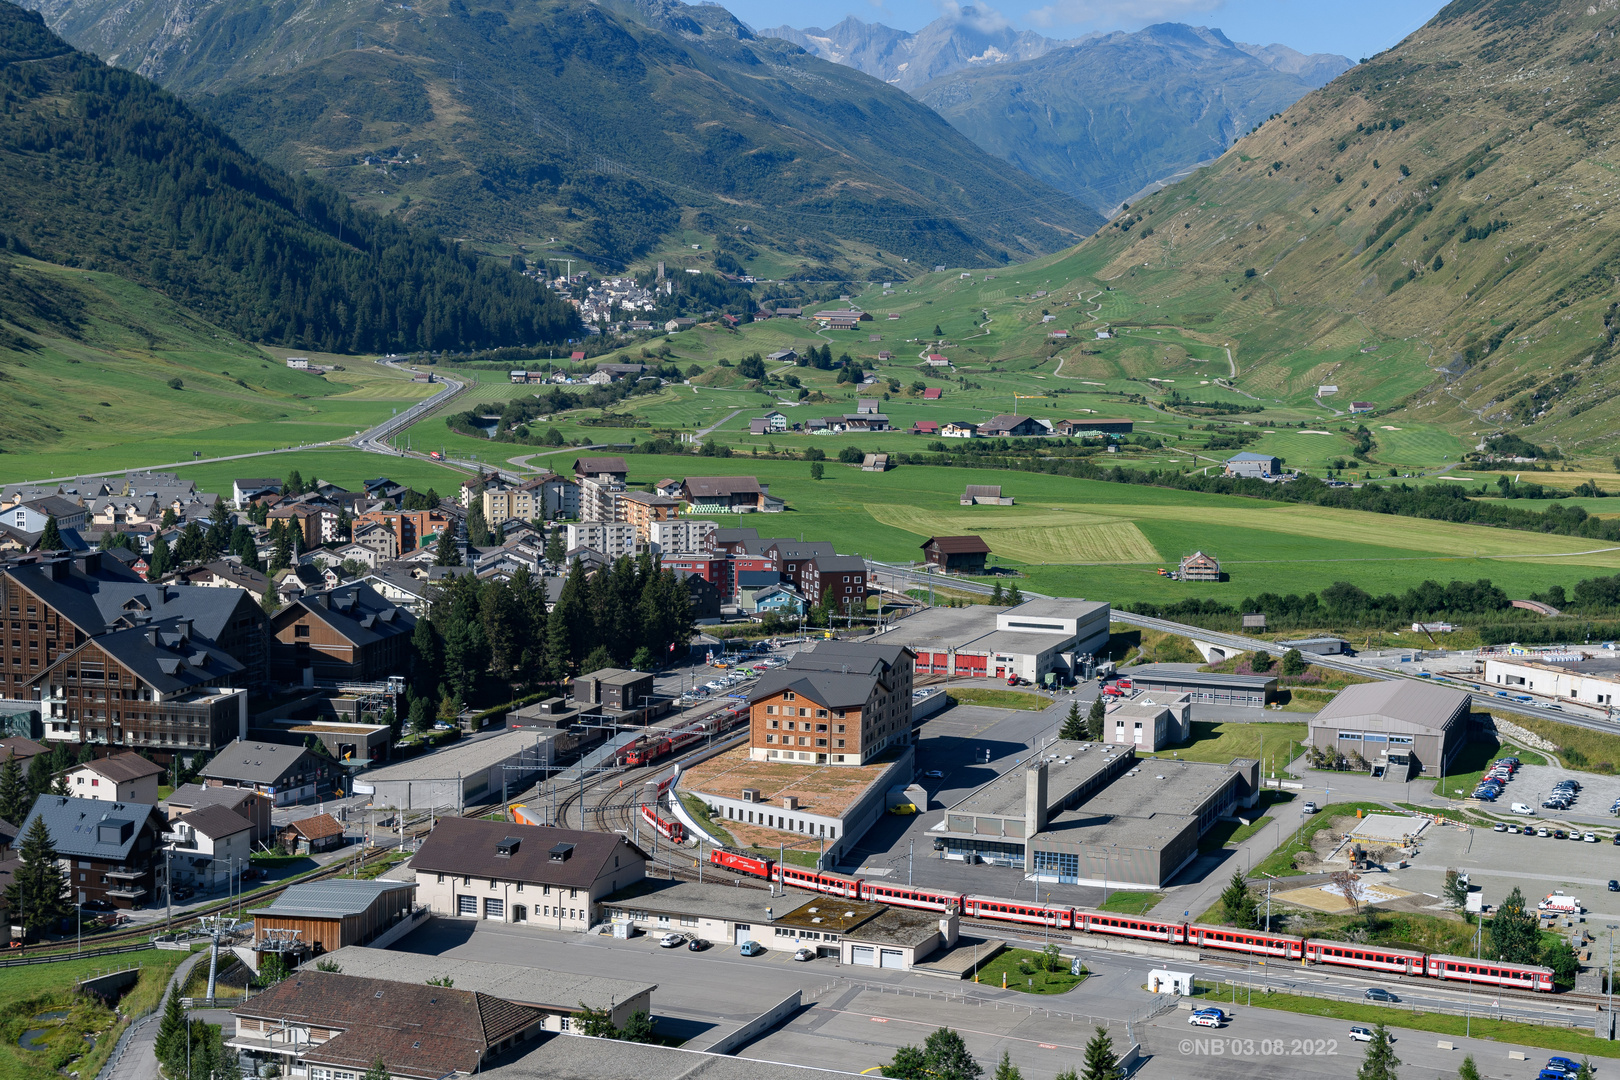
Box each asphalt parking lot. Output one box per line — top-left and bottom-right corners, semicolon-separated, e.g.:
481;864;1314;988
1486;760;1620;821
1366;814;1620;924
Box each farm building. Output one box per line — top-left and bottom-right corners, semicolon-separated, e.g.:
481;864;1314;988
1178;551;1221;581
861;453;891;472
1308;681;1471;780
920;535;990;574
942;422;979;439
960;484;1013;506
977;415;1047;437
911;421;940;436
1224;453;1283;479
1054;419;1133;436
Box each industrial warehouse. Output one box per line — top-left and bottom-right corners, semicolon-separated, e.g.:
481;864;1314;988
932;742;1260;888
1307;680;1472;779
874;598;1111;684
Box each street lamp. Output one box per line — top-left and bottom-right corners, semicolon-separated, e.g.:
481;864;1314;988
1608;924;1618;1034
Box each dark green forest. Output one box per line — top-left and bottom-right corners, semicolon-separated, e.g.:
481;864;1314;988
0;3;578;351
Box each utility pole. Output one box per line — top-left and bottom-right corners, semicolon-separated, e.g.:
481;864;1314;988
908;839;913;887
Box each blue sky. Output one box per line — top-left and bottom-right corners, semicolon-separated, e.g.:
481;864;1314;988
719;0;1452;60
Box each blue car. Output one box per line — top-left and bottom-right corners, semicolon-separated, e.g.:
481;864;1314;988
1545;1058;1582;1075
738;940;765;957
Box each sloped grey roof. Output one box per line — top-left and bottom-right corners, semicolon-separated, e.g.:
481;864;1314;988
750;669;877;710
202;740;314;785
41;618;245;695
175;804;253;840
1311;680;1470;734
264;879;411;920
19;796;160;861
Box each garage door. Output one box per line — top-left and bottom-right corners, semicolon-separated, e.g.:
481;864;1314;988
734;924;751;946
852;945;876;966
457;895;476;915
484;898;504;919
880;949;905;969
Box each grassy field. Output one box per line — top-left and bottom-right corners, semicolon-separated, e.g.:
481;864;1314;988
1097;891;1163;914
0;948;189;1080
972;948;1087;995
947;689;1056;711
1139;721;1309;780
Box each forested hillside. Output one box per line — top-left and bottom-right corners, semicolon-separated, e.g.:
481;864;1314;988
1063;0;1620;455
0;3;577;352
17;0;1098;276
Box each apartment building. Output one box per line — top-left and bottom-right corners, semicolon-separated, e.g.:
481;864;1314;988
748;641;915;766
565;522;638;558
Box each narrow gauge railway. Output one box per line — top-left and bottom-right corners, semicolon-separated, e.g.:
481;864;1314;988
710;851;1557;993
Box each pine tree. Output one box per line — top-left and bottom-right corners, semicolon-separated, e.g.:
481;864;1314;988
434;530;461;566
1355;1024;1400;1080
25;753;51;801
1059;702;1084;741
268;527;293;574
0;751;27;823
409;697;432;735
1220;870;1256;927
883;1046;928;1080
990;581;1003;605
1490;886;1540;964
364;1057;391;1080
921;1027;982;1080
993;1050;1023;1080
466;501;491;548
1079;1027;1119;1080
544;527;566;565
1054;1072;1079;1080
1006;582;1023;605
155;985;187;1071
51;773;71;797
283;470;304;497
1085;696;1106;741
6;813;69;934
1456;1056;1480;1080
410;616;444;703
147;534;172;580
40;514;62;551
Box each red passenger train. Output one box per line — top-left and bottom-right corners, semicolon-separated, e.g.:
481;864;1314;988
641;804;685;844
707;849;1557;993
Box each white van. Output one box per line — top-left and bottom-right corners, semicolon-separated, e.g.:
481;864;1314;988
1538;892;1582;914
1511;803;1536;815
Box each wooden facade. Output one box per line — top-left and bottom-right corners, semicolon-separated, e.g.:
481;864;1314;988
252;882;415;957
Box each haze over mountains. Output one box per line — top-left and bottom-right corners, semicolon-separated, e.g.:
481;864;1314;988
763;12;1353;213
16;0;1099;277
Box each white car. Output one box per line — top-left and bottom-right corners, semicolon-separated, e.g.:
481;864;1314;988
1586;832;1599;843
658;933;684;948
1301;802;1318;814
1187;1012;1222;1028
793;947;815;962
1511;803;1536;815
1348;1026;1374;1043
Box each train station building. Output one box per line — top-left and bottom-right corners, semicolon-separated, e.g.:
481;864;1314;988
931;740;1260;889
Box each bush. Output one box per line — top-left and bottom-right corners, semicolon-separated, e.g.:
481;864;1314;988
838;445;864;464
167;377;184;389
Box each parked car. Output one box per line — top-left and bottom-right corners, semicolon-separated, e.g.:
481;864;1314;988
1493;822;1508;832
1506;824;1522;834
1301;802;1318;814
1348;1026;1375;1042
659;933;684;948
793;947;815;962
1511;803;1535;815
1553;829;1568;840
1188;1012;1223;1028
687;938;710;952
923;770;945;779
739;940;765;957
1609;880;1619;892
1538;827;1551;837
1364;988;1399;1003
80;898;115;912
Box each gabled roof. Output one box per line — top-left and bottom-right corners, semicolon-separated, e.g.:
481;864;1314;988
285;813;344;841
36;618;245;695
963;484;1002;498
202;740;314;785
921;535;990;555
0;736;49;761
978;413;1037;431
19;796;160;861
175;803;253;840
1227;452;1281;463
572;456;628;476
921;388;942;399
681;476;763;498
751;669;879;709
79;752;166;785
1;560;257;645
164;783;260;813
812;554;866;573
271;583;415;648
412;818;646;888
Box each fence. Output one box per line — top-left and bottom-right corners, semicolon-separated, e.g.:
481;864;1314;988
0;940;156;968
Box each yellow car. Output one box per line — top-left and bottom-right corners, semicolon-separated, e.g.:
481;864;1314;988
888;803;917;815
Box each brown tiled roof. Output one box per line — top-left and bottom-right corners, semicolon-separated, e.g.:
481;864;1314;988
84;752;166;784
287;813;343;840
0;736;49;761
412;817;645;888
921;535;990;555
237;971;539;1080
572;456;627;476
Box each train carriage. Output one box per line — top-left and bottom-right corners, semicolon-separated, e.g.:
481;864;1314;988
861;881;961;912
641;805;685;844
1077;912;1187;944
775;865;864;899
1186;925;1305;960
1305;940;1425;976
961;896;1076;929
1426;955;1555;991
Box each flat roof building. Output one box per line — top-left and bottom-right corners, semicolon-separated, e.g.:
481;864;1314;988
353;728;552;811
1118;664;1278;708
1482;650;1620;711
875;598;1109;684
1308;681;1470;780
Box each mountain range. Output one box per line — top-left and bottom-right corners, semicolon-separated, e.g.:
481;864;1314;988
16;0;1100;277
1064;0;1620;453
762;13;1352;215
762;10;1351;94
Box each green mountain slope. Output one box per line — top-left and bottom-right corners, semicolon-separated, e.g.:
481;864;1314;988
1051;0;1620;458
918;24;1332;215
17;0;1099;275
0;2;577;352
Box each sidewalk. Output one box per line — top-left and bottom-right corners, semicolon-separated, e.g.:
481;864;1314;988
103;949;206;1080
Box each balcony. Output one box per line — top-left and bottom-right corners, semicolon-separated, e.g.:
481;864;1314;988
104;867;147;879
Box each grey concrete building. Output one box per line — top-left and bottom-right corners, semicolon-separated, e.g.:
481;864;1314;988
353;728;552;810
875;598;1110;683
1119;664;1278;707
1307;681;1470;780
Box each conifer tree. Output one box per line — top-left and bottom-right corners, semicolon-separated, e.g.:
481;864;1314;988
155;985;186;1070
6;814;69;934
40;514;62;550
993;1050;1023;1080
1355;1024;1400;1080
147;534;172;580
0;752;27;823
1059;702;1084;741
1085;696;1106;741
1079;1027;1119;1080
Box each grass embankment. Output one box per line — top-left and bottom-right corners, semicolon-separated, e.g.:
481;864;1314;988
1250;803;1389;878
1199;790;1295;854
1198;982;1620;1059
1506;713;1620;775
947;689;1055;711
1098;891;1163;915
680;794;738;847
973;949;1087;995
0;948;189;1080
